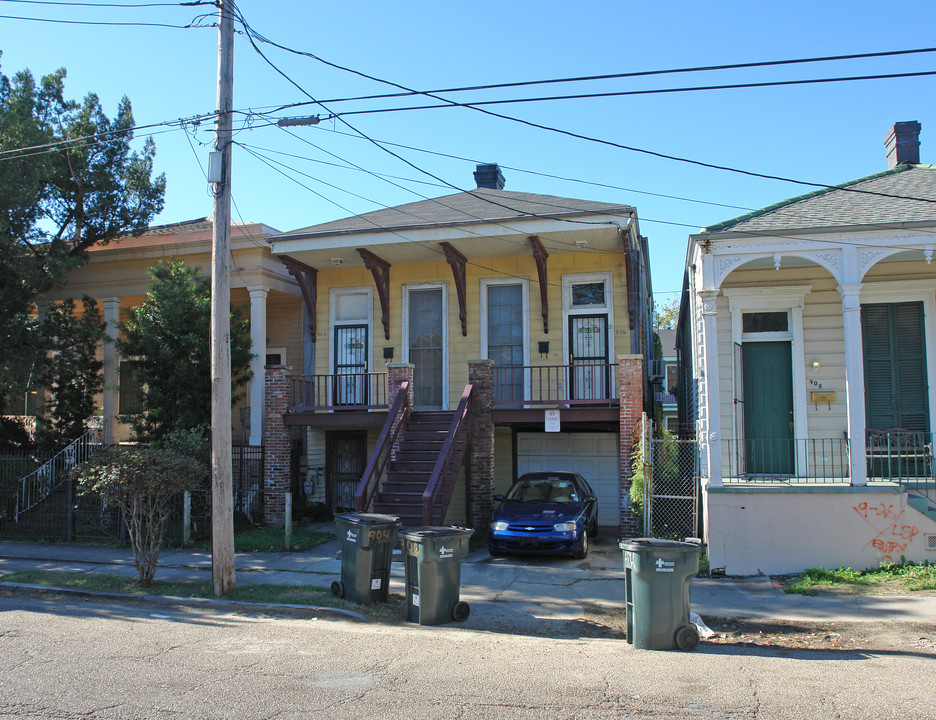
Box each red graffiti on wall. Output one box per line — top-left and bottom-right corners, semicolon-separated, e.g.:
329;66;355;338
853;502;919;563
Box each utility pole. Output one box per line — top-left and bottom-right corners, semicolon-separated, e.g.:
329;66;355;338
210;0;235;595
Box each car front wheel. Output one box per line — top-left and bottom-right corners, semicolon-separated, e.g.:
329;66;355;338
572;530;588;559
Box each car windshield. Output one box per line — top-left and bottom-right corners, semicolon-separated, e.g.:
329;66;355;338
506;477;579;503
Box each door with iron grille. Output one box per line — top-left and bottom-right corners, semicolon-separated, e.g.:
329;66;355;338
327;432;366;513
333;324;368;407
569;314;609;400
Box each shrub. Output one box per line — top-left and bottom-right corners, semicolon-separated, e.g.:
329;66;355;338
0;417;34;453
73;445;208;586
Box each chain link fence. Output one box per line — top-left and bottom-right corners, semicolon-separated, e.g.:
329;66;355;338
643;419;701;541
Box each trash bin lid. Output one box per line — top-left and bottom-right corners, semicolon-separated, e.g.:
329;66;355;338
619;537;701;551
335;512;400;526
398;525;474;540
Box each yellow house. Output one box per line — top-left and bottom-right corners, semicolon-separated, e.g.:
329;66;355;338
266;164;656;533
39;218;299;448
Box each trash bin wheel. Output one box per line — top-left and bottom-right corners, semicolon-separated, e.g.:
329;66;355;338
330;580;345;599
675;624;700;651
451;601;471;622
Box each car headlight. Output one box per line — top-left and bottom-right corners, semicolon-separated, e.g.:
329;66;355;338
490;521;509;532
553;522;577;532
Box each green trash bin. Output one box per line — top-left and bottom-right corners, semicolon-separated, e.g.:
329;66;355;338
331;513;400;605
620;538;702;651
399;526;474;625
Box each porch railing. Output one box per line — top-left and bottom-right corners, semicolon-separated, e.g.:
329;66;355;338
722;431;936;487
354;381;411;512
288;372;389;412
491;363;617;407
422;384;473;525
722;437;851;483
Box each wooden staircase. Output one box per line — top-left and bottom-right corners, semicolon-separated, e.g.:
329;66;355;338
372;410;455;526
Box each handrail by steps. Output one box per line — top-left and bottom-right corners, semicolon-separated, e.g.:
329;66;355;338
15;427;103;521
354;381;411;512
422;384;473;525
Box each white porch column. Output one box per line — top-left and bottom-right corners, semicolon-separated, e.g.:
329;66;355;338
101;297;121;446
839;284;866;485
699;290;723;487
248;287;268;447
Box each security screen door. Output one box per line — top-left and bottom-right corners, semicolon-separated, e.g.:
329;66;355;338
569;314;609;400
333;324;368;406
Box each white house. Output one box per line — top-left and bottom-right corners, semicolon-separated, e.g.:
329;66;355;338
679;122;936;575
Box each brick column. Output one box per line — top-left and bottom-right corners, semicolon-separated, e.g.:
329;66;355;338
387;363;414;460
618;354;644;538
264;364;291;524
467;359;495;531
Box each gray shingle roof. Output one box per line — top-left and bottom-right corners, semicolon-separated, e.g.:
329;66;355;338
274;188;634;240
705;165;936;234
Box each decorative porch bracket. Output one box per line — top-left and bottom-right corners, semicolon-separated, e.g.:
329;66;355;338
358;247;391;340
529;235;549;333
441;242;468;336
620;227;636;332
281;256;319;341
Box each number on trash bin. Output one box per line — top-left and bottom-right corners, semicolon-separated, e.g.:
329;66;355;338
368;528;392;542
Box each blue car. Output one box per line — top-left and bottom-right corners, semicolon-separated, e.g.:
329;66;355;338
488;471;599;559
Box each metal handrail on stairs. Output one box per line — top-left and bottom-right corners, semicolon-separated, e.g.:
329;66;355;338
15;427;103;521
422;385;473;525
354;381;411;513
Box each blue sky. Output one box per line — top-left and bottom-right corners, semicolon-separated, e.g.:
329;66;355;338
3;0;936;303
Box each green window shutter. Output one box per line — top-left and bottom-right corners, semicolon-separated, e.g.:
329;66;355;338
862;302;928;432
895;302;927;430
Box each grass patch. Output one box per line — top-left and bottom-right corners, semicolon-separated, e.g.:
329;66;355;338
0;570;404;620
784;561;936;595
194;526;335;553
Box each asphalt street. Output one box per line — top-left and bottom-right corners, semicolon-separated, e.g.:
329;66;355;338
1;591;933;720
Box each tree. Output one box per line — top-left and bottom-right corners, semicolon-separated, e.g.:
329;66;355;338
0;60;165;410
35;296;106;449
74;445;208;586
118;259;253;442
654;296;680;331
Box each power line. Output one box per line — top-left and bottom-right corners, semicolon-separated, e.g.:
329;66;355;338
239;28;936;203
0;0;212;6
283;46;936;105
230;5;625;230
0;112;217;159
0;10;215;27
329;70;936;117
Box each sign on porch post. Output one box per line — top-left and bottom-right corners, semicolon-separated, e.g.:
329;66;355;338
545;409;561;432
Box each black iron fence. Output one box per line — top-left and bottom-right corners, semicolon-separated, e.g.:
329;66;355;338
0;444;264;545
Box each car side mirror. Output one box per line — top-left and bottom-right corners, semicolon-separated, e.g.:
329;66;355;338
494;494;505;502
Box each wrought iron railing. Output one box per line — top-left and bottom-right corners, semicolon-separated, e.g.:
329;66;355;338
722;437;851;483
288;372;389;412
354;382;411;512
422;385;473;525
16;428;103;520
491;363;617;407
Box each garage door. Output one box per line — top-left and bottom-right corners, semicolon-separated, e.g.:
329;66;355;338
516;432;620;526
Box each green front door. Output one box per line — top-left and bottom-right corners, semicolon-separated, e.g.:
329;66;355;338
742;341;794;475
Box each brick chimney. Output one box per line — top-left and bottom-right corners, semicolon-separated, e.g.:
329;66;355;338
473;163;505;190
884;121;921;169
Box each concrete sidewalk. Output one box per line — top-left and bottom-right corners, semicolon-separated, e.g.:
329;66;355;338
2;533;935;630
